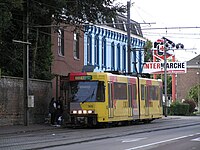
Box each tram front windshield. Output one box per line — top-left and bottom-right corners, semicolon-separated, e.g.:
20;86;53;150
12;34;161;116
69;81;105;102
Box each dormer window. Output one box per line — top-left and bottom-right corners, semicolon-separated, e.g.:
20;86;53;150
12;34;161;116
112;18;116;28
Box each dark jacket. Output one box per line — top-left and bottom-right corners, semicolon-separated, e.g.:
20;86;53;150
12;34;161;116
49;98;56;113
56;99;63;115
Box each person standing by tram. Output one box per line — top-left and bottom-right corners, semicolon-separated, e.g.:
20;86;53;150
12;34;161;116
56;96;63;126
49;97;57;125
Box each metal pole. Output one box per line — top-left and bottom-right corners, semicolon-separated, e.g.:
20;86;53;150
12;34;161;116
197;59;200;113
164;39;168;117
198;72;200;112
127;1;131;74
172;55;176;102
23;0;29;126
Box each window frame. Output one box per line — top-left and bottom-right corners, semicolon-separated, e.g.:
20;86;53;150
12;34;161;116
87;34;92;64
73;31;80;59
58;28;64;56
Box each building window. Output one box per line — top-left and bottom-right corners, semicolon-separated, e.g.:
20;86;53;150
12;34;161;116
87;34;92;64
122;45;126;71
73;32;79;59
58;28;64;56
117;43;121;70
94;35;99;67
111;42;115;70
112;18;116;28
133;47;137;73
102;36;106;68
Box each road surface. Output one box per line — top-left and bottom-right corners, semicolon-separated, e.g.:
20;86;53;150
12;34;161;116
45;124;200;150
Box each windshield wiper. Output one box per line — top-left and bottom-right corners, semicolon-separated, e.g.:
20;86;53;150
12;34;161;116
82;89;95;104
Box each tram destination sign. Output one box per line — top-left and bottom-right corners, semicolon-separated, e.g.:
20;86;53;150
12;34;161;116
142;62;187;74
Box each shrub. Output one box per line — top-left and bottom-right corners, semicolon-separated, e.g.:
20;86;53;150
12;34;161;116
170;101;189;115
183;99;196;114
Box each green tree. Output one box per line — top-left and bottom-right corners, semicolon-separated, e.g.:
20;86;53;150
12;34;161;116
143;39;153;62
187;85;200;104
0;0;126;80
0;0;23;77
52;0;126;25
160;75;172;94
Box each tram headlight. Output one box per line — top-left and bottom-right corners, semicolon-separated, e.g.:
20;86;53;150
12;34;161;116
78;110;82;114
72;110;77;114
87;110;93;114
83;110;87;114
71;110;94;114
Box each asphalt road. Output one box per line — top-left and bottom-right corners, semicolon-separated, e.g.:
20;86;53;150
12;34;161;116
0;116;200;150
44;124;200;150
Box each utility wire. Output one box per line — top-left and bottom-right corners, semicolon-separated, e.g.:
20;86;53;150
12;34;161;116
142;26;200;30
143;33;200;40
143;32;200;36
133;3;168;27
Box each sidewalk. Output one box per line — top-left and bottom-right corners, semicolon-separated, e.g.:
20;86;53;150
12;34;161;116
0;123;60;135
0;116;199;136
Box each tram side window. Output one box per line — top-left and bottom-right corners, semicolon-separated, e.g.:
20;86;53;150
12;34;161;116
152;86;159;100
133;84;137;101
141;85;145;100
96;81;105;102
160;87;163;106
149;86;154;100
155;86;159;100
114;83;127;100
108;82;113;108
149;86;152;100
147;86;150;101
132;84;137;108
149;86;158;100
128;84;132;107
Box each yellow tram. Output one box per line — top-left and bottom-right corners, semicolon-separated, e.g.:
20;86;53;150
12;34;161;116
65;72;163;126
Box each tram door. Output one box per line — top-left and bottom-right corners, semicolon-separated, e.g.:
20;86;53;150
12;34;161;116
108;82;114;118
128;84;133;117
145;86;149;116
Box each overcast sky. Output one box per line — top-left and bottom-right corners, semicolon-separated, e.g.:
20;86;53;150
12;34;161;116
117;0;200;61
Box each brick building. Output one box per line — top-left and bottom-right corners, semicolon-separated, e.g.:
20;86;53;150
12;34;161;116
51;25;84;100
51;15;146;101
176;54;200;101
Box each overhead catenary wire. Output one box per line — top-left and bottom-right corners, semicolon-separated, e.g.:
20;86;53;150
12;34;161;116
143;34;200;40
143;32;200;36
142;26;200;30
132;2;168;27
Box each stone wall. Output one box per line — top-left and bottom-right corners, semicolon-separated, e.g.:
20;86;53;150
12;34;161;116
0;76;52;126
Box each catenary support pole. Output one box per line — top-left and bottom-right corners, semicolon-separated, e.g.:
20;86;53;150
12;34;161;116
164;39;168;117
172;55;176;102
127;1;131;73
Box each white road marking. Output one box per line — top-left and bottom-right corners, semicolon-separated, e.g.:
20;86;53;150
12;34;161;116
122;138;146;143
191;137;200;141
125;133;200;150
